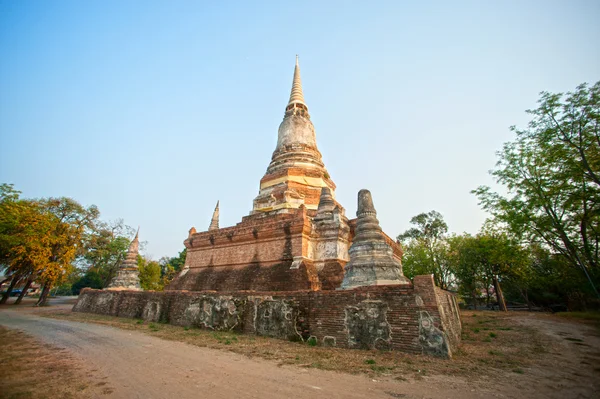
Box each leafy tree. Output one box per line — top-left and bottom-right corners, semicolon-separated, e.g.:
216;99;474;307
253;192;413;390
32;197;99;306
137;255;162;291
474;82;600;298
0;186;56;304
457;232;529;311
71;269;104;295
397;211;456;289
82;219;134;287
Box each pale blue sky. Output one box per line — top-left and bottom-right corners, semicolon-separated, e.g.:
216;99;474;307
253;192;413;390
1;0;599;259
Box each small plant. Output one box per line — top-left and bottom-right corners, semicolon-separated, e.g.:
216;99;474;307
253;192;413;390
224;339;232;345
488;350;502;356
295;355;300;361
307;336;318;346
364;359;376;365
489;332;497;338
512;368;524;374
149;323;159;331
472;328;480;333
136;320;144;325
184;326;190;331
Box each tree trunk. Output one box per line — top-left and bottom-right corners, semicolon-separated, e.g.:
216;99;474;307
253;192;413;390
14;277;33;305
36;284;51;307
0;276;20;305
492;275;507;312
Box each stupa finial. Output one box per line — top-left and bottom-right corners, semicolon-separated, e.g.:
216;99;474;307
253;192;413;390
287;55;306;108
208;201;220;231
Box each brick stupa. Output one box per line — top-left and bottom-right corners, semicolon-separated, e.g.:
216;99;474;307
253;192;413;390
167;58;406;292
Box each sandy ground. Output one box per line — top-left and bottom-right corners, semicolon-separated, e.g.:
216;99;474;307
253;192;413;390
0;297;599;399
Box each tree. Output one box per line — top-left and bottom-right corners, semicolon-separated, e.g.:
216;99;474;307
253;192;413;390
82;219;134;287
34;197;99;306
474;82;600;298
0;185;56;304
458;232;530;311
397;211;456;289
71;269;104;295
137;255;162;291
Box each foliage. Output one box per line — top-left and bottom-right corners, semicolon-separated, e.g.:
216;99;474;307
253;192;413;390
81;219;134;287
0;184;100;305
71;269;104;295
473;82;600;297
137;255;162;291
397;211;456;289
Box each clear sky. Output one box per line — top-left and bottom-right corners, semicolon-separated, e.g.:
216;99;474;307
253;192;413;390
1;0;599;259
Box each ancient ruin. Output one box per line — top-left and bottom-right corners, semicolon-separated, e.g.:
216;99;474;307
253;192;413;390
74;58;461;357
106;230;141;291
340;189;411;289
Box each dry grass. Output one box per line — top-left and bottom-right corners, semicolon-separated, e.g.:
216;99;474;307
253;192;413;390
39;309;553;382
0;327;93;399
555;311;600;330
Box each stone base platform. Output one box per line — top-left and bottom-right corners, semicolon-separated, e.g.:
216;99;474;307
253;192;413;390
73;275;461;358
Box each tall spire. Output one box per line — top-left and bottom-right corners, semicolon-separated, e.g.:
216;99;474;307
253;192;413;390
287;55;306;108
208;201;220;231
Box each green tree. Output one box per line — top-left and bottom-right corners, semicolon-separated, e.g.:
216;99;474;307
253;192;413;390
71;269;104;295
397;211;456;289
458;232;529;311
474;82;600;298
137;255;162;291
82;219;134;287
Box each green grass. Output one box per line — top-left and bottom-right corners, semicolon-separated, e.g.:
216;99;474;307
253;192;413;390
489;332;497;338
364;359;376;365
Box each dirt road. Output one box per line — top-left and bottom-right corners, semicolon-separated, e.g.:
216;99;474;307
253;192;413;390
0;300;598;399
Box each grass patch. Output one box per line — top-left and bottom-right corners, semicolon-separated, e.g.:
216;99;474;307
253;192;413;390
489;332;497;338
364;358;376;365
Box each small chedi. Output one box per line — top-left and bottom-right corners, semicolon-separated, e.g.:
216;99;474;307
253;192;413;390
105;230;141;291
74;57;461;358
341;189;411;289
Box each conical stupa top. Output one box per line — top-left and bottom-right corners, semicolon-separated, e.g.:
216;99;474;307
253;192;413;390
128;228;140;253
287;55;306;108
208;201;220;231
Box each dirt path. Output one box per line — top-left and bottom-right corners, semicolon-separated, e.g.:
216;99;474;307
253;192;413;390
0;301;598;399
0;309;479;399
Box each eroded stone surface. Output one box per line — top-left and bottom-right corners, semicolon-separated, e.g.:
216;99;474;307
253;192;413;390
345;300;391;350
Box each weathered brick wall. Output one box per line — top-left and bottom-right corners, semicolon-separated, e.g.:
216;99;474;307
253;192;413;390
413;275;460;356
434;286;462;353
75;275;461;357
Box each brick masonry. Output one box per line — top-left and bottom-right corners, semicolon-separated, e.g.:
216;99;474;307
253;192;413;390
74;274;460;358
